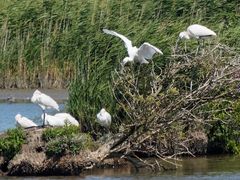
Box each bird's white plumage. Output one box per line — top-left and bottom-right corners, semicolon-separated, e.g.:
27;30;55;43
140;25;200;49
103;29;132;54
54;113;79;126
179;24;216;40
31;90;59;111
179;32;190;40
96;108;111;128
42;114;66;127
138;42;163;59
15;114;37;128
103;29;162;65
187;24;216;39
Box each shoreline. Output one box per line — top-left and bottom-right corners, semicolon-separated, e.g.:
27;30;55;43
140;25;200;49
0;89;68;102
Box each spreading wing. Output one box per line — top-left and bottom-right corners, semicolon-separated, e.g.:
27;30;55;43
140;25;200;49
138;42;163;60
39;94;59;111
103;29;133;52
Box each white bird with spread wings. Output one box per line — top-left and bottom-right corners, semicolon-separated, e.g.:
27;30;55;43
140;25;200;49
103;29;163;66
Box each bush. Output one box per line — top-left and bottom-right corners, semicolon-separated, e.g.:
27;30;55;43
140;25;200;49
42;126;94;157
42;125;80;141
0;128;25;160
207;100;240;154
45;134;94;157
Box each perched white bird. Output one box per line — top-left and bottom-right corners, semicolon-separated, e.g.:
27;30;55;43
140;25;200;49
176;24;217;53
31;89;59;127
42;113;66;127
96;108;111;128
15;114;37;128
54;113;79;126
177;24;217;52
179;24;216;40
103;29;163;66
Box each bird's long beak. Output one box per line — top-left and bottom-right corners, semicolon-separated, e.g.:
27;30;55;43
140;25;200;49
120;62;125;74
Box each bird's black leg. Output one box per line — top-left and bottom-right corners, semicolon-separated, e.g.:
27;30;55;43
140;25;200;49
190;81;193;92
184;41;187;53
175;38;180;53
136;64;142;88
196;40;200;55
42;110;45;127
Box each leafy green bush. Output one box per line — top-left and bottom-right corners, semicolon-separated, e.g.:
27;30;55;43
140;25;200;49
45;134;94;157
0;128;25;160
42;126;94;157
42;125;80;141
207;100;240;154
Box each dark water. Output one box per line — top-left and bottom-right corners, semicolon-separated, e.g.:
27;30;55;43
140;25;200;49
1;91;240;179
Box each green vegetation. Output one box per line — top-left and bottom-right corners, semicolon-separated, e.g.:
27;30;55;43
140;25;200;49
42;126;94;157
0;0;238;86
42;124;80;141
0;128;25;160
207;101;240;154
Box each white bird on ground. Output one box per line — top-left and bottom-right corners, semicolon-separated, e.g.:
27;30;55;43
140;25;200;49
179;24;216;40
42;113;66;127
103;29;163;66
15;114;37;128
31;89;59;127
96;108;111;128
177;24;217;52
54;113;79;126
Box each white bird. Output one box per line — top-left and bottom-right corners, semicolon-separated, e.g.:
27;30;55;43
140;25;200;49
15;114;37;128
96;108;111;128
103;29;163;66
179;24;216;40
54;113;79;126
42;113;66;127
177;24;217;52
31;89;59;127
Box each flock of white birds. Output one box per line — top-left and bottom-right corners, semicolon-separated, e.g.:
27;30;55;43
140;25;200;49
15;24;216;130
15;89;80;128
15;89;111;129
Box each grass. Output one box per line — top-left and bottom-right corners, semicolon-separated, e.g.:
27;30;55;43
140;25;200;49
0;0;239;89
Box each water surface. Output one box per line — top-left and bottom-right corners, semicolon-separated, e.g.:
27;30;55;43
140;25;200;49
1;153;240;179
0;89;67;132
0;103;65;132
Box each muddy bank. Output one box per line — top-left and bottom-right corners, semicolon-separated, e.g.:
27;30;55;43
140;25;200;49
0;89;68;103
0;128;132;176
0;129;209;176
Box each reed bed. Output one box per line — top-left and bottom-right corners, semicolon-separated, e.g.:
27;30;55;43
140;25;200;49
0;0;239;135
